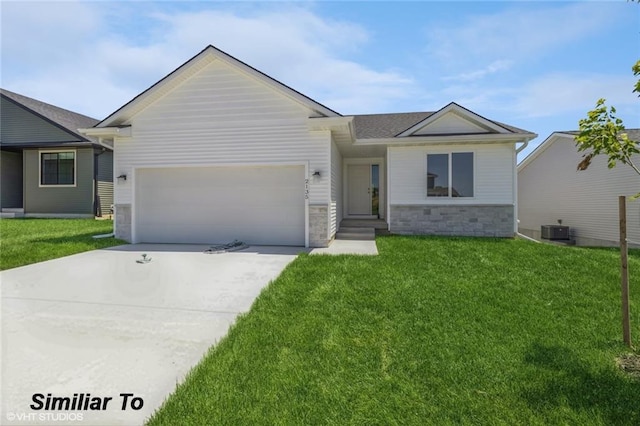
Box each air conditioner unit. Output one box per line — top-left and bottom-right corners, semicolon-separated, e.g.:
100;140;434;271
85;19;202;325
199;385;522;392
541;225;570;240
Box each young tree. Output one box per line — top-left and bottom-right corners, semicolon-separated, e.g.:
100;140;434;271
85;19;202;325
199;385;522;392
575;60;640;179
574;59;639;348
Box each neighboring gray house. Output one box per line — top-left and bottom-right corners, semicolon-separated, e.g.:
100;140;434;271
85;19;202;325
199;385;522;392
518;130;640;247
82;45;535;247
0;89;113;217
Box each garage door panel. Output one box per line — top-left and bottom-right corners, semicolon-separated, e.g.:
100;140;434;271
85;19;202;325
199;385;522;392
135;166;305;245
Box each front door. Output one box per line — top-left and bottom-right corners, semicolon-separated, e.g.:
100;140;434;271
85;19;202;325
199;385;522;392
348;164;374;216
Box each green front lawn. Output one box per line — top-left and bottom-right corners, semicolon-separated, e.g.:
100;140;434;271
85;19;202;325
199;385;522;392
148;236;640;425
0;218;125;270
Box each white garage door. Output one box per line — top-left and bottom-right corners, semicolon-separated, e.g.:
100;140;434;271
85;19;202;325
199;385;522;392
135;165;305;246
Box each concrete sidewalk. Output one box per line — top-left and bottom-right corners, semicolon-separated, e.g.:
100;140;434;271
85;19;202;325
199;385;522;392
310;239;378;255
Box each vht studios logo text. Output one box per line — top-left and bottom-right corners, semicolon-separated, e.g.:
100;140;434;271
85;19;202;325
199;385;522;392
31;393;144;411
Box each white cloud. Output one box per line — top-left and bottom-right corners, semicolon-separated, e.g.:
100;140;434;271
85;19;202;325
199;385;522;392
512;73;638;119
144;8;415;113
405;1;634;120
1;3;415;118
1;1;103;67
415;70;638;138
426;2;620;69
442;60;513;82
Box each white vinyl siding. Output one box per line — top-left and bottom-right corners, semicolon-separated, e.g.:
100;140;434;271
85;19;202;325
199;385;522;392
388;143;514;205
330;138;343;238
113;59;330;205
518;135;640;246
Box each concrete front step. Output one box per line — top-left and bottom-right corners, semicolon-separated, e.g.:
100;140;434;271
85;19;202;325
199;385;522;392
336;227;376;241
339;219;388;230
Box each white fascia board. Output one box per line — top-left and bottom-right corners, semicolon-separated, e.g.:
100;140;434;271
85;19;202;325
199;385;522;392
307;117;353;132
308;117;355;141
355;132;537;146
517;132;573;172
79;126;132;138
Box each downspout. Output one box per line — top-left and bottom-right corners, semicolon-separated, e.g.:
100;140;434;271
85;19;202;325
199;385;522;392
515;139;529;155
514;138;531;236
94;147;107;217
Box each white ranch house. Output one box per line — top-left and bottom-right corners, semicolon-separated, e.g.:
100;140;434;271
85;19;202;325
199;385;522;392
81;45;536;247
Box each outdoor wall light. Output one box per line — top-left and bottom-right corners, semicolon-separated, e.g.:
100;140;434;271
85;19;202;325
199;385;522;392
117;174;127;182
312;171;321;177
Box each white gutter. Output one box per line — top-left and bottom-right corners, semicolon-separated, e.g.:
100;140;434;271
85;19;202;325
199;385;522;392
355;133;538;146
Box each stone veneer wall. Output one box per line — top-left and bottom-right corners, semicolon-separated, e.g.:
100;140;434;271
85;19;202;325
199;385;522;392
390;204;514;237
115;204;132;242
309;204;329;247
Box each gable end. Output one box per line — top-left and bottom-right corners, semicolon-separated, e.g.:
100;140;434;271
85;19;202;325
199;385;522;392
1;94;90;145
397;102;514;137
97;45;341;128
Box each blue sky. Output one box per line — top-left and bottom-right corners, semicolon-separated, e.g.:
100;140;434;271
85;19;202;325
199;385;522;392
2;1;639;160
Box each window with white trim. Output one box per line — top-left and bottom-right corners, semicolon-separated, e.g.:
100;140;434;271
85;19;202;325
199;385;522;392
41;151;75;185
426;152;474;197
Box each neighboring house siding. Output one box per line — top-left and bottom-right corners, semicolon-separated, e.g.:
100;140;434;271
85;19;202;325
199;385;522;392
23;148;94;214
330;138;343;238
518;135;640;246
113;59;331;206
388;143;515;205
0;97;80;145
97;150;113;216
0;150;23;208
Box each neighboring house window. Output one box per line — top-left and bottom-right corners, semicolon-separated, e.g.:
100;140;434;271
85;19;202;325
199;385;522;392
41;151;75;185
426;152;474;197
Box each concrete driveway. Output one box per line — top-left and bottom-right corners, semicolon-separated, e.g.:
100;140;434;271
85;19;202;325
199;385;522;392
1;244;302;425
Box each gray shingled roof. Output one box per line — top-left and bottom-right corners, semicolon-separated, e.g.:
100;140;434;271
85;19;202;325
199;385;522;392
351;111;532;139
352;112;433;139
559;129;640;142
1;88;99;143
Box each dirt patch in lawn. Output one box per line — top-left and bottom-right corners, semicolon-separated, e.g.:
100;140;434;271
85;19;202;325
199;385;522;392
617;353;640;379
